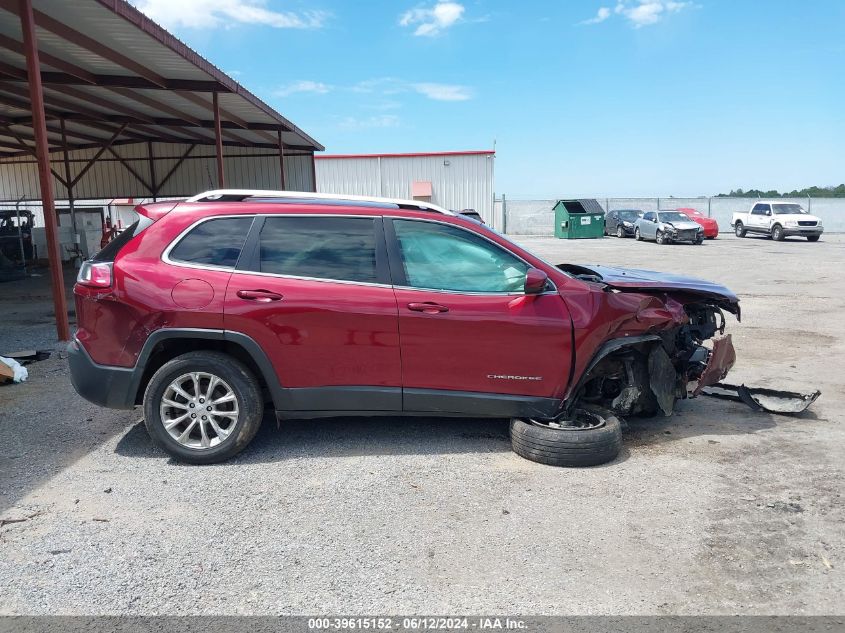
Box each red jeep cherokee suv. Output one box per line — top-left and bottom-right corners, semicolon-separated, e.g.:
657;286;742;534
69;190;740;466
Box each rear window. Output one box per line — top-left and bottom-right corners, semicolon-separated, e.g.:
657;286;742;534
256;216;377;283
93;215;153;262
169;217;253;268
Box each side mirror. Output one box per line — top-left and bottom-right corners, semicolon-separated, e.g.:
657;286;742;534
524;267;548;295
766;210;772;216
651;217;658;223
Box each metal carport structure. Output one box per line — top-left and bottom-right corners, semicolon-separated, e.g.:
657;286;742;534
0;0;323;341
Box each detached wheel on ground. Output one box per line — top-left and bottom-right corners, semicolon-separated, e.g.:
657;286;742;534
510;406;622;467
734;222;746;237
143;351;264;464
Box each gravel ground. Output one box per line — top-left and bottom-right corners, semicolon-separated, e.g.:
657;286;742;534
0;233;843;615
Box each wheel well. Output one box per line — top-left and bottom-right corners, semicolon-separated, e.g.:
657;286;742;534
134;338;270;405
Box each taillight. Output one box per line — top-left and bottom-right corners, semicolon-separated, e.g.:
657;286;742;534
77;261;113;288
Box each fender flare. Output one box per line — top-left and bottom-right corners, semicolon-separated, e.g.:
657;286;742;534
562;334;663;411
127;328;284;409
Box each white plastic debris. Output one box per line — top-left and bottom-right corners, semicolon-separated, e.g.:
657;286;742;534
0;356;28;383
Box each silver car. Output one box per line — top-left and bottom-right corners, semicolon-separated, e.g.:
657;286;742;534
634;210;704;245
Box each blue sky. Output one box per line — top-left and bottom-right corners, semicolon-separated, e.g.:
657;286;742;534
133;0;844;197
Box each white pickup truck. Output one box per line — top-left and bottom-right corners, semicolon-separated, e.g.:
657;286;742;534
731;201;823;242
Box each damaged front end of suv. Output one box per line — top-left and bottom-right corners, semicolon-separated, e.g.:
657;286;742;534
558;264;741;419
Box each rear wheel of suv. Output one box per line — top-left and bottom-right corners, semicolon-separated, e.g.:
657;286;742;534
143;351;264;464
734;222;746;238
509;406;622;467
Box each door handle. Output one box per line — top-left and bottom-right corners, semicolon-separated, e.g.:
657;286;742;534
407;302;449;314
236;289;283;303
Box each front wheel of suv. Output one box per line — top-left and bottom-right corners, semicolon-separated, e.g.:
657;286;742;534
510;406;622;467
143;351;264;464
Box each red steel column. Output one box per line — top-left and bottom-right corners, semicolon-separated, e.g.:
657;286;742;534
277;128;286;190
19;0;69;341
212;91;224;187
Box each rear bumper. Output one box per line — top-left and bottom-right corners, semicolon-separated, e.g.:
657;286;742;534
67;338;137;409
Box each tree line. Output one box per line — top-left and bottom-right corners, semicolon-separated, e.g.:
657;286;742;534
716;184;845;198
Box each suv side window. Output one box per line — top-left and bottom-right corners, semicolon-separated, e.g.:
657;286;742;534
258;216;378;283
392;219;528;293
751;204;770;215
169;217;253;268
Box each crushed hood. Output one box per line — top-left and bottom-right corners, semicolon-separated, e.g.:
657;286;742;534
661;221;701;230
558;263;740;315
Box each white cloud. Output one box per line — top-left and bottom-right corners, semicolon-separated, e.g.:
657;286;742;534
133;0;329;30
399;1;465;36
337;115;401;130
582;7;612;24
412;83;472;101
275;80;331;97
273;77;473;103
581;1;693;28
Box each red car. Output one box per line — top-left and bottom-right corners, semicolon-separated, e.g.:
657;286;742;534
678;207;719;239
69;190;740;467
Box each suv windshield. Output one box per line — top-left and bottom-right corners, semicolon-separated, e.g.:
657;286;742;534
658;212;689;223
772;204;807;215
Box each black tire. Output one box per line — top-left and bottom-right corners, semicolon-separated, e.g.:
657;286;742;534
143;351;264;464
807;235;820;242
616;225;625;238
510;406;622;467
772;224;785;241
734;222;746;238
695;236;704;245
656;230;667;245
635;227;642;241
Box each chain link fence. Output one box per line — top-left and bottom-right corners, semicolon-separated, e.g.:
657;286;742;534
493;196;844;235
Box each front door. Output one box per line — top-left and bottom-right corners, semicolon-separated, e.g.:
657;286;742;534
385;218;572;416
749;203;771;231
224;214;402;412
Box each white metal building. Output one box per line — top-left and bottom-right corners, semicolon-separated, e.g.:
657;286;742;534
315;151;496;224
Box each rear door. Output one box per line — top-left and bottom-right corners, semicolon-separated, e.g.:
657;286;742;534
642;211;658;238
224;214;402;413
385;218;572;416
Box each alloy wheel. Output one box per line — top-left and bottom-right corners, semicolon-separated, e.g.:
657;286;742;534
159;371;239;450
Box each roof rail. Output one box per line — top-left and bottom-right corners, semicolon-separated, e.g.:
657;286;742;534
185;189;454;215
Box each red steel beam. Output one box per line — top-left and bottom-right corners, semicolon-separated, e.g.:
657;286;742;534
0;32;97;84
212;91;224;187
17;0;69;341
0;0;168;88
107;86;204;126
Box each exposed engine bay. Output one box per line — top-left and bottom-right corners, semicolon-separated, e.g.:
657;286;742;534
557;263;819;418
569;302;734;417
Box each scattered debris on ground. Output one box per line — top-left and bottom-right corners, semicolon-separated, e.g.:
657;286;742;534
0;356;27;383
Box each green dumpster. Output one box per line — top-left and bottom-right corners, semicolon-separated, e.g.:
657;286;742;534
553;199;606;239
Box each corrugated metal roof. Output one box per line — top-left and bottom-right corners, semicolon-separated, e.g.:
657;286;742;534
0;0;323;154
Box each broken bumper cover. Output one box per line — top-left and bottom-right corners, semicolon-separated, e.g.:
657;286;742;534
701;383;821;414
692;334;737;396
